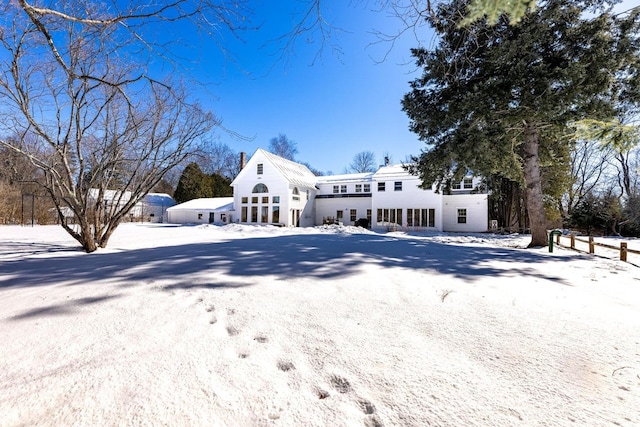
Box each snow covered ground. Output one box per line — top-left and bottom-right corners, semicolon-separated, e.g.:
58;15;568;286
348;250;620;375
1;223;639;426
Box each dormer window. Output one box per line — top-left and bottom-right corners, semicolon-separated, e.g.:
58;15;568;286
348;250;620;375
257;163;263;175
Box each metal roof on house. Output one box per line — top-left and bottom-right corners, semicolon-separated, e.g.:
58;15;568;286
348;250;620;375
167;197;234;211
258;149;318;188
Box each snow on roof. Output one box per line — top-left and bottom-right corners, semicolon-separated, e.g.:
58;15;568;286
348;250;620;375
316;172;374;184
167;197;234;211
143;193;176;207
258;149;318;188
372;164;415;180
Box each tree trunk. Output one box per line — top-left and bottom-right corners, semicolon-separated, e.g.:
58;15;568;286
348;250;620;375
523;122;549;247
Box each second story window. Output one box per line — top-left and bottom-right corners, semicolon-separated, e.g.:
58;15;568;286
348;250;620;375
364;184;371;192
292;187;300;201
378;182;385;192
340;185;347;193
333;185;339;194
464;178;473;189
257;163;263;175
355;184;362;193
394;181;402;191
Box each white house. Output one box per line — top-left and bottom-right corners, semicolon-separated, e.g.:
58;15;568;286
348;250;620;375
166;197;234;225
313;164;488;232
230;149;318;227
169;148;489;232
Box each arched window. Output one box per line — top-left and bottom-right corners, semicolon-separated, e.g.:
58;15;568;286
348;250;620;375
252;183;269;193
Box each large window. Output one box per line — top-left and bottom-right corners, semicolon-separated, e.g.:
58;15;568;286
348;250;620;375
457;208;467;224
405;208;436;227
378;182;385;192
366;209;371;225
252;183;269;193
261;206;269;223
257;163;263;175
251;206;258;222
241;207;247;222
272;206;280;223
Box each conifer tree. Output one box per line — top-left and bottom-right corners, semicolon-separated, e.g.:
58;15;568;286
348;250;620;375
174;163;210;204
403;0;640;246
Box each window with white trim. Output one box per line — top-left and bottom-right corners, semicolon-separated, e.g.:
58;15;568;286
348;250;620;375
457;208;467;224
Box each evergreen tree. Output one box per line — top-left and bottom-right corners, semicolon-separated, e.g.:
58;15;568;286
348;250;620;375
402;0;639;247
209;173;233;197
174;163;210;204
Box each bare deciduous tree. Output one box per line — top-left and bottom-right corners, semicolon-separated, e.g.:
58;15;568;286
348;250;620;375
349;151;377;173
268;134;299;161
198;141;241;179
0;1;246;252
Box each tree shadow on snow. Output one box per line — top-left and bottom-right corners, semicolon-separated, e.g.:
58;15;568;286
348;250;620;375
0;232;577;291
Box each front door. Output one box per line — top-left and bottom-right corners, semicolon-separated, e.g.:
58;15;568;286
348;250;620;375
209;212;215;223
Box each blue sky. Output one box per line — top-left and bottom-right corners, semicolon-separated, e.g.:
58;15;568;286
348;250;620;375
182;2;432;174
177;0;640;175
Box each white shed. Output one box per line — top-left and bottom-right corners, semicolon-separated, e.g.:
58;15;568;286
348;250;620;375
166;197;234;225
135;193;176;223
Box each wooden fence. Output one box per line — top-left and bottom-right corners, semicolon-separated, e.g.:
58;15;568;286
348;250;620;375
550;232;640;263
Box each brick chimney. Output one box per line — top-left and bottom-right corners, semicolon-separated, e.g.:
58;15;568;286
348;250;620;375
239;152;247;170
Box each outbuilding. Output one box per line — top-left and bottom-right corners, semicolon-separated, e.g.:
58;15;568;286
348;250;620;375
166;197;234;225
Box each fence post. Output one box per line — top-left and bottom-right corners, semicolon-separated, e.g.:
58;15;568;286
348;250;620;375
621;242;628;262
589;236;595;254
570;234;575;249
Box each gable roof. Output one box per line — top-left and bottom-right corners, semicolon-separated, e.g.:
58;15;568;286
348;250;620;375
167;197;234;212
143;193;176;207
372;164;415;180
233;148;318;189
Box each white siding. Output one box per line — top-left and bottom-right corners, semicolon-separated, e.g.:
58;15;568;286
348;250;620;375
231;150;316;227
371;172;442;231
442;194;488;232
